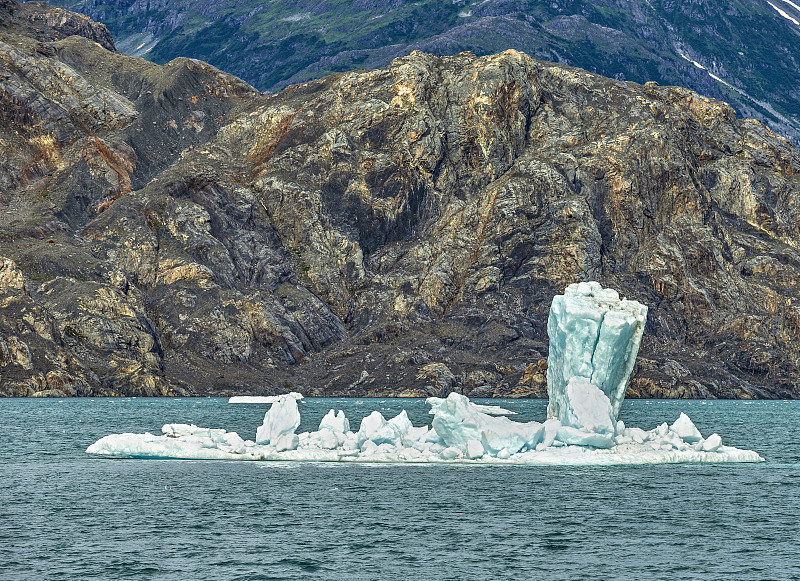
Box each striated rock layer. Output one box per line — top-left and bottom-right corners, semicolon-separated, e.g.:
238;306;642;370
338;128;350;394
1;3;800;398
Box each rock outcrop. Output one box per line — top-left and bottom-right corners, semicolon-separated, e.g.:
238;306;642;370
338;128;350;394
41;0;800;144
2;0;114;49
2;5;799;398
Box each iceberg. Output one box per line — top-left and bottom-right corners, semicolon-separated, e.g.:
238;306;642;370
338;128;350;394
255;395;301;444
558;377;615;435
428;393;544;456
85;391;763;464
318;409;350;433
229;393;304;404
356;411;403;446
670;412;703;443
86;283;763;466
546;281;647;423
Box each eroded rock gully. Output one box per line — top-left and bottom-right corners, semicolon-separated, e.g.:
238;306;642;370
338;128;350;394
1;2;799;398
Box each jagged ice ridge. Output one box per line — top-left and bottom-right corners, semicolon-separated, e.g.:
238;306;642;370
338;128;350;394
86;283;762;465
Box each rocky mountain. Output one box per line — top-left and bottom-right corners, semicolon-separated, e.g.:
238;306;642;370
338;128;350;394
38;0;800;145
2;0;800;399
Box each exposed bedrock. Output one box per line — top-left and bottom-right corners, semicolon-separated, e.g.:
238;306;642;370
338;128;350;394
1;5;800;397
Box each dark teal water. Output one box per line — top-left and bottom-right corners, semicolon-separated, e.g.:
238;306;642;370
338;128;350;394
1;398;798;581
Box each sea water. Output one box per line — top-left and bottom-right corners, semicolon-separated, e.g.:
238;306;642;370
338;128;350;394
1;398;798;580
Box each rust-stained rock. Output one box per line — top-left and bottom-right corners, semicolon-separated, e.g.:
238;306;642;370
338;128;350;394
415;362;457;397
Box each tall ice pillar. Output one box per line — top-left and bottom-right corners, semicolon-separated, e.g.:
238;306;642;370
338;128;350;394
546;281;648;422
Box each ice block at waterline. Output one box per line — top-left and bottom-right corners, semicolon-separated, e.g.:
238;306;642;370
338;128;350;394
546;281;647;425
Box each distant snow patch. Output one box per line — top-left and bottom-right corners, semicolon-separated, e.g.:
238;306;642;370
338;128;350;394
767;1;800;25
679;53;734;88
116;32;158;58
281;13;311;22
679;53;707;70
677;47;797;129
708;72;733;89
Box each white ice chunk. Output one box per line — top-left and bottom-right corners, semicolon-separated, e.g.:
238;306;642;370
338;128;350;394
162;424;227;440
404;425;432;444
229;392;304;404
318;409;350;433
360;440;379;454
628;427;649;443
311;428;339;450
219;431;247;454
86;429;262;460
255;395;300;444
470;403;517;416
440;446;462;460
388;410;413;435
428;393;544;456
555;426;615;449
546;281;647;421
466;439;485;459
341;432;359;450
654;422;669;438
558;376;615;435
537;418;561;450
670;412;703;443
274;433;299;452
356;411;401;446
701;433;722;452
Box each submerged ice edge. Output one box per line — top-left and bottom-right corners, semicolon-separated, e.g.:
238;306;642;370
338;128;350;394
85;394;764;465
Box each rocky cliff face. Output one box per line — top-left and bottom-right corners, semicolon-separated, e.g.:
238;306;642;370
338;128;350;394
3;0;114;48
2;3;800;398
41;0;800;144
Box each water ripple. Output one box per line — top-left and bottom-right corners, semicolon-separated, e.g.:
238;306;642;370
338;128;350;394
2;398;799;580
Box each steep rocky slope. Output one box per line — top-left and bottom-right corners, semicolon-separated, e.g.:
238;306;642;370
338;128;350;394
40;0;800;144
2;1;800;398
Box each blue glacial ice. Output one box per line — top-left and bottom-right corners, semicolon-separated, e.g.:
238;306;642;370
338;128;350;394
86;282;763;465
255;395;301;447
85;392;762;464
546;281;647;423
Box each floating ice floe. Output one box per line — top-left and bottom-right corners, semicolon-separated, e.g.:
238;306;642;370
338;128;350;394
85;392;762;464
228;392;304;404
86;282;764;465
472;404;516;415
